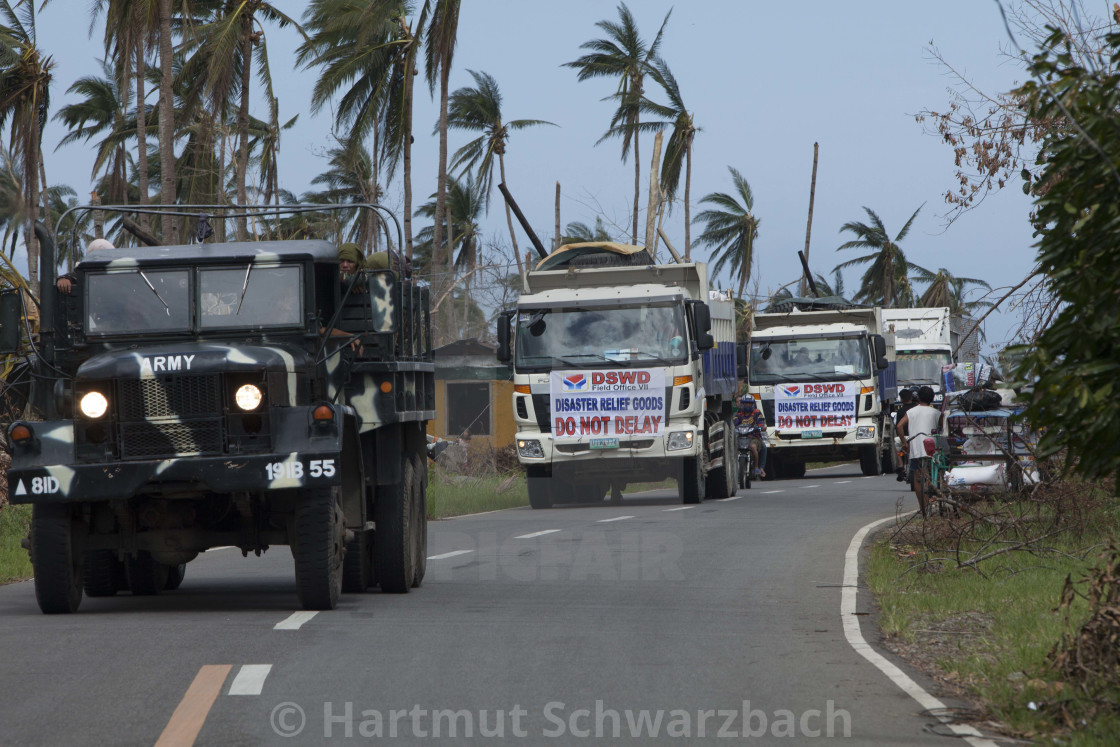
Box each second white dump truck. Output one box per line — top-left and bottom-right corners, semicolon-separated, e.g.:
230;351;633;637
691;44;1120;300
496;242;744;507
745;304;897;478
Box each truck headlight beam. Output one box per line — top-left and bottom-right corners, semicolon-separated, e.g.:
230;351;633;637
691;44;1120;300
79;391;109;419
235;384;263;411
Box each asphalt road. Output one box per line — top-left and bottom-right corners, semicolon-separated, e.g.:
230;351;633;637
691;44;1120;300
0;464;972;745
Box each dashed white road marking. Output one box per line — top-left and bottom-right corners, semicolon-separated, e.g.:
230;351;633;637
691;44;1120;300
427;550;473;560
274;611;319;630
762;489;783;494
713;496;741;502
597;515;635;523
663;506;695;512
804;484;821;488
515;529;562;539
836;480;852;484
842;515;999;747
228;665;272;696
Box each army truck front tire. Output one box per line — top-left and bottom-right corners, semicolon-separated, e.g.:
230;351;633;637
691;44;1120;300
293;486;345;610
83;549;121;597
31;503;84;614
410;453;428;588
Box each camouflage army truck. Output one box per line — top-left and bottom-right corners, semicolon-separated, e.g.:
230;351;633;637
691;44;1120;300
0;204;434;613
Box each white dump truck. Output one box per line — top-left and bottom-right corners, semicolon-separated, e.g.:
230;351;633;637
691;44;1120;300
496;242;744;507
881;307;980;406
745;304;897;478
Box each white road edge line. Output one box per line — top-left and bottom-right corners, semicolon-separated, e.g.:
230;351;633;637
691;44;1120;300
515;529;562;539
228;665;272;696
274;611;319;631
205;546;235;552
843;516;999;747
663;506;695;512
597;516;635;523
427;550;473;560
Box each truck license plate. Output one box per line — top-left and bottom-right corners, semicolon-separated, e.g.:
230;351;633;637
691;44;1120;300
800;430;823;439
590;437;620;449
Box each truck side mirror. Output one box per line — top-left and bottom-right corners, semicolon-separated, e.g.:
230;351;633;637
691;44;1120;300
692;302;714;350
0;290;22;354
872;333;887;359
496;311;512;363
736;341;747;378
878;356;890;371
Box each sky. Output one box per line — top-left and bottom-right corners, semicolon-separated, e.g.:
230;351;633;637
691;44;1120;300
31;0;1067;356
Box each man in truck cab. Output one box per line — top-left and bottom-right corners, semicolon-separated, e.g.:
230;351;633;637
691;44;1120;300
735;395;768;477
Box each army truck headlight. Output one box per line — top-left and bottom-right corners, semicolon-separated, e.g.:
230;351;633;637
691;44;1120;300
80;391;109;419
235;384;263;411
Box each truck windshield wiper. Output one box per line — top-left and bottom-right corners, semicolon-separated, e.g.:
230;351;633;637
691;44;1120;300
137;270;171;316
235;262;253;315
553;353;612;365
627;349;675;365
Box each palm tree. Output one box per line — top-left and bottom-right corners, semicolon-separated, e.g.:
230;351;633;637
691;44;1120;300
156;0;176;240
833;206;928;308
693;166;760;298
648;57;696;257
913;266;992;313
414;173;483;342
53;59;136;205
306;140;381;250
562;216;612;244
446;69;554;279
422;0;460;290
0;0;53;294
179;2;303;240
299;0;425;257
565;2;670;245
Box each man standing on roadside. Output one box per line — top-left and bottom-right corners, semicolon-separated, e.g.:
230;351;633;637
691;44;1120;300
893;388;916;482
895;386;943;515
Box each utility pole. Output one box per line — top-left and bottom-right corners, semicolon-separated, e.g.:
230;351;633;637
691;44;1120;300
801;142;819;297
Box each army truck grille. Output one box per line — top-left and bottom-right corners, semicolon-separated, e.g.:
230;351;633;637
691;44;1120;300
119;375;224;458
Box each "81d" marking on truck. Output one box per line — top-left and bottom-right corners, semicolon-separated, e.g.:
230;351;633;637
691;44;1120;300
265;459;336;481
15;477;61;495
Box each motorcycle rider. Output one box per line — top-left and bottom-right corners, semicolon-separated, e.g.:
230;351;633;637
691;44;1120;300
734;395;768;478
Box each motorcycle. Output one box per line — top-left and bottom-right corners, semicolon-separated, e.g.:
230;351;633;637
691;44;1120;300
737;424;757;489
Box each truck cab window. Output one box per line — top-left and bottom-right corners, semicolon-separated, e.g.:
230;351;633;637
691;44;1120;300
199;265;303;329
85;269;191;335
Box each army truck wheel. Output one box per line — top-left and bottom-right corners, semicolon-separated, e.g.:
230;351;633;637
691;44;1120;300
342;530;373;593
31;503;84;614
293;486;345;610
705;422;736;499
410;453;428;588
374;457;416;594
164;563;186;591
526;467;553;509
83;550;121;597
126;551;169;596
859;445;882;476
679;457;705;504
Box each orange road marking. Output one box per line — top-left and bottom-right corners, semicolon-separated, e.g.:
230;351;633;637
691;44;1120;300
155;664;233;747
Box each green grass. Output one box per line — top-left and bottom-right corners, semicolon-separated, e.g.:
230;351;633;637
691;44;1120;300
866;503;1120;743
0;504;32;585
427;470;528;519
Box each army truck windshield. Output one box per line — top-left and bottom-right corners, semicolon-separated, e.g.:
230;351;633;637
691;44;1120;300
2;203;434;615
516;302;688;368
